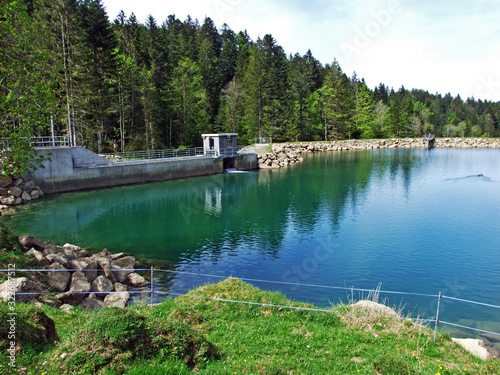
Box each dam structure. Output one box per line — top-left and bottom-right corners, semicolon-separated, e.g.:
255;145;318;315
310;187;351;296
31;134;257;194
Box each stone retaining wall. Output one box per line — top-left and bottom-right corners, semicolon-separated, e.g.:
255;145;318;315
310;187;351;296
257;138;500;169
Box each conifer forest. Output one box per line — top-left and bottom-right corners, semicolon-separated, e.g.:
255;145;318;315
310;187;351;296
2;0;499;158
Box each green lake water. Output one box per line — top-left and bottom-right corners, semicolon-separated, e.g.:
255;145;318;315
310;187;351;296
2;148;500;336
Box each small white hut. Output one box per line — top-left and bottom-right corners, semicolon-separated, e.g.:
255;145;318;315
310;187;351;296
201;133;238;157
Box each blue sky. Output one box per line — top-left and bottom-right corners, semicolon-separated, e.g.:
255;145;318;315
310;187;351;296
102;0;500;102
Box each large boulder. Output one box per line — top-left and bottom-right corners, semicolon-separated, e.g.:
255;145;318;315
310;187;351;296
46;262;71;292
0;277;40;302
46;253;70;268
91;275;114;298
93;256;116;282
452;338;493;360
43;243;66;256
18;235;45;250
104;291;130;308
0;195;15;205
81;297;106;310
69;271;91;293
8;186;22;198
0;175;12;188
69;258;97;283
114;282;128;292
21;191;31;202
127;272;148;287
26;248;48;265
111;256;136;283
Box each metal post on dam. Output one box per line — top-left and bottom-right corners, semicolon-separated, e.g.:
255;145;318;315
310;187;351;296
422;134;435;149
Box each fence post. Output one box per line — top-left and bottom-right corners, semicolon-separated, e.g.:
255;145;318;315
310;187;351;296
150;266;154;310
434;291;442;342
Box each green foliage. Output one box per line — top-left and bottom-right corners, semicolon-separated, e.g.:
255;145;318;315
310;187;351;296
0;302;59;350
0;0;53;177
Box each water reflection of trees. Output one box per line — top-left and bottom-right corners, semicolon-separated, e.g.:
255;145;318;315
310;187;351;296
0;150;427;263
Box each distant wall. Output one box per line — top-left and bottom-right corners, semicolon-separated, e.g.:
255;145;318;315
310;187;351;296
32;147;257;194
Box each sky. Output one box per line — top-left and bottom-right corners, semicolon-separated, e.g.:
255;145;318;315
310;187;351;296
102;0;500;102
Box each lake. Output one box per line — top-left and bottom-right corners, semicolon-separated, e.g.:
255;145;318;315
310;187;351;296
2;148;500;337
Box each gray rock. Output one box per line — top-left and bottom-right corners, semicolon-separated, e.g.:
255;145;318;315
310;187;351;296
104;292;130;308
19;235;45;250
29;190;40;200
62;248;78;261
0;175;12;188
91;275;114;298
94;256;116;282
34;186;44;196
8;186;22;197
55;291;86;305
0;187;7;195
13;197;22;205
12;178;23;187
21;191;31;202
109;252;124;260
111;256;136;283
69;258;97;283
46;253;69;267
46;262;71;292
81;297;106;310
59;304;74;313
127;272;147;287
69;271;91;293
63;243;91;257
0;277;40;302
43;243;65;256
114;282;128;292
26;248;46;263
452;338;493;360
23;180;35;193
97;248;111;257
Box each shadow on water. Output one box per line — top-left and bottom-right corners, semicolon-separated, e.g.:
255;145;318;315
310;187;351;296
444;174;494;182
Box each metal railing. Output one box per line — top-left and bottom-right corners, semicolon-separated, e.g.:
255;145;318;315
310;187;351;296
101;146;249;162
1;136;69;148
100;147;205;162
3;267;500;342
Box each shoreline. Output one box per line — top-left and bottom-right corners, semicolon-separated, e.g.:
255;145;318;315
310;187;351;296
257;137;500;168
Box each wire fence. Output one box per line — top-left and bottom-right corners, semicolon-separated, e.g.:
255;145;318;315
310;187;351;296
2;267;500;342
1;136;69;148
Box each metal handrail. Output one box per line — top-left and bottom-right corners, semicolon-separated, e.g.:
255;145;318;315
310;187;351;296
1;136;69;148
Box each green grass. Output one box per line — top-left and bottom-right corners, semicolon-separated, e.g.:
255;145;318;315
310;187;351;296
1;278;499;374
0;226;39;282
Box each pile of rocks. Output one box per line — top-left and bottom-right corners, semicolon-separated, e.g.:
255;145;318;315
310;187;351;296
257;144;304;169
257;138;500;169
434;138;500;148
0;235;148;311
0;175;43;209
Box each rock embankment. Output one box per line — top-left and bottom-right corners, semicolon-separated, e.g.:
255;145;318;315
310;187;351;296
257;138;500;169
0;236;148;311
0;175;43;210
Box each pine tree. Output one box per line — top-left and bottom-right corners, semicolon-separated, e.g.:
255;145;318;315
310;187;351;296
78;0;117;153
0;0;56;176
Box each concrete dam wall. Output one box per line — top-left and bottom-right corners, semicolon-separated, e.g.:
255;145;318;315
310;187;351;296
32;147;258;194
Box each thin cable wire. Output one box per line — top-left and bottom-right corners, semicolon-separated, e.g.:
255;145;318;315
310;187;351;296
156;269;438;298
442;295;500;310
155;290;341;314
0;268;150;272
440;321;500;337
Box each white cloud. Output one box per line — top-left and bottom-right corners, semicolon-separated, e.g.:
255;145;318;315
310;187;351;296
102;0;500;101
